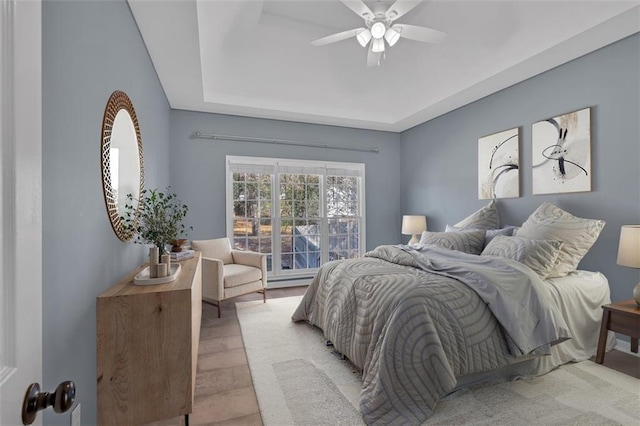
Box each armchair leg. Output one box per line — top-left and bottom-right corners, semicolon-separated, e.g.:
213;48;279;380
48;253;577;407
260;288;267;303
203;299;223;319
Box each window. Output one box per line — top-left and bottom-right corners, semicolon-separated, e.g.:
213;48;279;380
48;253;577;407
227;156;365;278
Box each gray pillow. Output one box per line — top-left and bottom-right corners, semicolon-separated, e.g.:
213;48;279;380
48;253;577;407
481;235;563;280
419;230;486;255
454;200;500;230
446;224;516;247
516;202;605;277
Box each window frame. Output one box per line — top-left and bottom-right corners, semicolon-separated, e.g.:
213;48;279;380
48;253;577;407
226;155;366;279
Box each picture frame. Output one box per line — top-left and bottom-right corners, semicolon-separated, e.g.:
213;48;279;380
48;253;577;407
532;107;591;195
478;127;520;199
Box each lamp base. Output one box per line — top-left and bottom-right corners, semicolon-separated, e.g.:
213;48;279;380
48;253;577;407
634;282;640;307
408;234;419;245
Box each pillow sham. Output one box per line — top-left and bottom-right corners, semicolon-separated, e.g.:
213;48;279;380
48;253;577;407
481;235;563;280
446;224;516;246
419;230;485;255
454;200;500;230
516;202;605;277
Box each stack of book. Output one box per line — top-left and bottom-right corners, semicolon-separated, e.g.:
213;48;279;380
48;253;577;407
170;249;195;261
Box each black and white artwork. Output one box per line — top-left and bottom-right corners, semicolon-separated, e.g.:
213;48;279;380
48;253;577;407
478;127;519;199
532;107;591;194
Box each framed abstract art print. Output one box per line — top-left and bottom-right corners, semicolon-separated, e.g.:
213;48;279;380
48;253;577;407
532;107;591;195
478;127;519;199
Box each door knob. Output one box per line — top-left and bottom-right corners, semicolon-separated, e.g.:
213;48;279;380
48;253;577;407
21;381;76;425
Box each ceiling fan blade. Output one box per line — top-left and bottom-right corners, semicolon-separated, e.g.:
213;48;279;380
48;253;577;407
340;0;375;21
311;28;365;46
367;44;382;67
393;23;446;43
385;0;423;21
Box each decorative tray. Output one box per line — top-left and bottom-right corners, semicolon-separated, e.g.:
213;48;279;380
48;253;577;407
133;263;181;286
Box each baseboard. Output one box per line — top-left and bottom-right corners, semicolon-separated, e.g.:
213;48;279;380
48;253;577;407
614;337;640;358
267;277;312;288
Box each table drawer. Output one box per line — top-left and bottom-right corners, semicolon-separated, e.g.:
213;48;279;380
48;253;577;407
607;313;640;338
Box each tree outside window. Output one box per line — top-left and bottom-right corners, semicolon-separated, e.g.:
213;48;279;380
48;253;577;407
228;157;364;277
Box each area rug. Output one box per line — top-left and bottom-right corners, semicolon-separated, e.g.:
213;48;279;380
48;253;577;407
237;296;640;425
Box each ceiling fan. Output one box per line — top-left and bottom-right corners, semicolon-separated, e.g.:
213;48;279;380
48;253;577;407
311;0;446;67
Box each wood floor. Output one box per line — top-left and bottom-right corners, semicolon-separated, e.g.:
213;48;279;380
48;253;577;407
147;286;640;426
147;286;306;426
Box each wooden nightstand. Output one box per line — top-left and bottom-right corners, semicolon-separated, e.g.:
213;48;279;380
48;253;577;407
596;299;640;364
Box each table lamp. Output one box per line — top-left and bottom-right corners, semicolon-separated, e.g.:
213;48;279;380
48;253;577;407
616;225;640;306
402;215;427;245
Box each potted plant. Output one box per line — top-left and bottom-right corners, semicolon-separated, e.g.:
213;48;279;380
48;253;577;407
121;187;192;261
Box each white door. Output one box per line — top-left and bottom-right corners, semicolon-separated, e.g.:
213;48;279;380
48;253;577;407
0;0;43;425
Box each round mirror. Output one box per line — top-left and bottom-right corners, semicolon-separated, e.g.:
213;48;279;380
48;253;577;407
100;90;144;241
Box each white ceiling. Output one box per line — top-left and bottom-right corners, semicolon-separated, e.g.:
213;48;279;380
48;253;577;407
129;0;640;132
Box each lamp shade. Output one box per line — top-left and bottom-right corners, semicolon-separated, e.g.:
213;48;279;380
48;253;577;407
371;38;385;53
402;215;427;235
384;27;400;46
356;29;372;47
617;225;640;268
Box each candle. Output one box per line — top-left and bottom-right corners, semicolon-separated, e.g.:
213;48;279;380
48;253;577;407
156;263;168;278
161;254;171;269
149;247;159;278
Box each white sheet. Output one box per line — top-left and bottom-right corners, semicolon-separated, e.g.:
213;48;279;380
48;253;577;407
535;270;617;372
454;270;616;388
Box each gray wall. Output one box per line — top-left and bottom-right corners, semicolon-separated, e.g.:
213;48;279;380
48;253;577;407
42;0;171;424
400;33;640;305
41;0;638;423
169;111;402;255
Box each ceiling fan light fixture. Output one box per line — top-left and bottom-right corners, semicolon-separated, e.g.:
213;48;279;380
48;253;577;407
371;37;385;53
356;29;372;47
370;22;386;39
384;27;400;46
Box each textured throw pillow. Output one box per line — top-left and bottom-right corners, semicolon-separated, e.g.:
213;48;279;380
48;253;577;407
446;224;516;247
516;202;605;277
454;200;500;230
481;235;564;280
419;230;486;255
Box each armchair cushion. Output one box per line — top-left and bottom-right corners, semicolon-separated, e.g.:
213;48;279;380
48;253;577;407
223;264;262;288
191;238;233;264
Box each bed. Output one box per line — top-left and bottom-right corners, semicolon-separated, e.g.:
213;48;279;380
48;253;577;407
291;201;616;425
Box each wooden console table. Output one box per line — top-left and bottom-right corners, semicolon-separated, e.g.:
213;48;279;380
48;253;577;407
97;252;202;424
596;299;639;364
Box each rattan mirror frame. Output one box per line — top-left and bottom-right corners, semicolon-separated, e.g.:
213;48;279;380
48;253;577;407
100;90;145;241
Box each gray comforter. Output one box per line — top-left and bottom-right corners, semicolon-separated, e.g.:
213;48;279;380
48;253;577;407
292;245;571;425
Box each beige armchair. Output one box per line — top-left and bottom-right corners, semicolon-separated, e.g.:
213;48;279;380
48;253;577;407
191;237;267;318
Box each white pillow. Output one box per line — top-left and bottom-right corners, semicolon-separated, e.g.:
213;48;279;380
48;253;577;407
481;235;563;280
419;230;485;255
454;200;500;230
516;202;605;277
